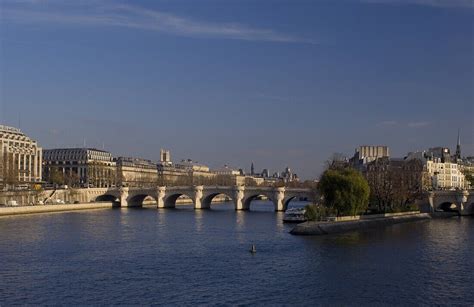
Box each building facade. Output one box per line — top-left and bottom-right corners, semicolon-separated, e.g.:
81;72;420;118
0;125;42;187
43;148;116;188
350;145;390;170
426;159;466;190
116;157;158;187
160;149;172;166
406;149;468;190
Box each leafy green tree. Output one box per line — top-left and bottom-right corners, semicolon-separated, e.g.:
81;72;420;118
318;168;370;216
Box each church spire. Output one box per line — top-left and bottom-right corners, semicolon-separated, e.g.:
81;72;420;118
455;128;461;160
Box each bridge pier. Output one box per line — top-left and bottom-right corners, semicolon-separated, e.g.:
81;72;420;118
273;187;286;212
193;186;207;209
157;186;170;208
428;192;435;213
233;186;245;210
456;190;469;216
120;187;129;207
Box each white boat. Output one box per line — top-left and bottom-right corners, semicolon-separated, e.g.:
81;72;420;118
283;208;307;223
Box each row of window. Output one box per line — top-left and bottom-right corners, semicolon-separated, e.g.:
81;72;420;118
0;140;38;149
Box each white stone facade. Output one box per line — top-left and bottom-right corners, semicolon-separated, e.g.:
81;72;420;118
0;125;42;185
426;159;466;189
116;157;158;187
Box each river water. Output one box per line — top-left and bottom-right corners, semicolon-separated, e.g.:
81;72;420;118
0;201;473;306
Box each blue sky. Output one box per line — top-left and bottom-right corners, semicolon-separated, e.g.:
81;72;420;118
0;0;472;179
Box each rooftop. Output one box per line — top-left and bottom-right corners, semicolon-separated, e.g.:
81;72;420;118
0;124;24;135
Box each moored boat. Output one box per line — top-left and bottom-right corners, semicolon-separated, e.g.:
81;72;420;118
283;208;307;223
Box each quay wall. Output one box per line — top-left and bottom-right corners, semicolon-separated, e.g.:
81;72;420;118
0;202;114;217
0;189;90;206
291;212;431;236
333;211;422;222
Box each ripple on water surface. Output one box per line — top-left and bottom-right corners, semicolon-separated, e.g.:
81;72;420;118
0;202;473;305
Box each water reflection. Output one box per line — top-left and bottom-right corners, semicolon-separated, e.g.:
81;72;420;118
194;209;204;233
0;207;472;306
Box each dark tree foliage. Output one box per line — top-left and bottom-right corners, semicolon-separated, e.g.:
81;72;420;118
318;168;370;216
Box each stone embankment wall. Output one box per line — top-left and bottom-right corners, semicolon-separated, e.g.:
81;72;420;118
0;189;87;206
333;211;423;222
0;202;114;217
291;212;431;236
0;191;43;206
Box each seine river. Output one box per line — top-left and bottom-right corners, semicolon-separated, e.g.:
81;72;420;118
0;201;473;306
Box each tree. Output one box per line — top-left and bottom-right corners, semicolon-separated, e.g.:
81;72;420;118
365;158;425;213
325;153;349;170
318;168;370;216
214;174;235;186
461;168;474;188
64;171;80;187
2;152;20;189
365;158;394;212
48;167;64;186
244;177;258;186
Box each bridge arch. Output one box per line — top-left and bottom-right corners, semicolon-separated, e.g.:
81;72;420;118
283;193;313;211
127;194;157;208
437;201;458;213
243;192;275;211
283;196;305;211
163;193;194;209
201;192;233;209
95;194;120;204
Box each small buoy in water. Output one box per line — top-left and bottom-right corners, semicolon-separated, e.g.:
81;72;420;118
250;244;257;253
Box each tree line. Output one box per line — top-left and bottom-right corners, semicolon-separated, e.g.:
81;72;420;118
307;156;428;220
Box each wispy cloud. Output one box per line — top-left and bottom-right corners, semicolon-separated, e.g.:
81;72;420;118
0;2;317;44
360;0;473;9
376;120;431;128
407;121;430;128
377;120;398;126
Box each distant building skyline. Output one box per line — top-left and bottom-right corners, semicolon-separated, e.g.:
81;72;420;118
2;123;472;180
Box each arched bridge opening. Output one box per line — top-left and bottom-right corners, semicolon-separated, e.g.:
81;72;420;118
164;193;194;209
95;194;120;206
284;195;311;211
202;193;233;210
437;202;458;213
244;194;275;212
128;194;157;208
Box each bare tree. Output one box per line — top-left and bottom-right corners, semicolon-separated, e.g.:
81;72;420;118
365;158;425;212
326;153;349;170
3;153;20;190
244;177;258;186
48;167;65;187
64;171;80;187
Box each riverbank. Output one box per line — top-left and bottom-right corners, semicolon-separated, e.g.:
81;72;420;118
0;202;114;217
290;212;431;235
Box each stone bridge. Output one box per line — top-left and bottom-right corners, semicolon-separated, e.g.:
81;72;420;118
418;190;474;216
83;186;316;211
